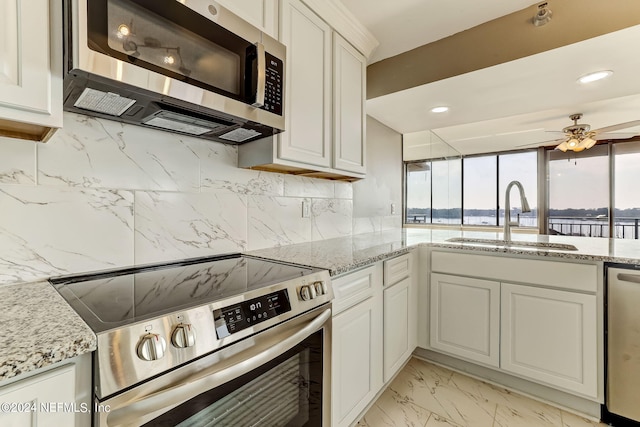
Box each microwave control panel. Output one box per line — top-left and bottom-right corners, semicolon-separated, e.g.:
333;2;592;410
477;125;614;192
263;52;284;116
213;289;291;339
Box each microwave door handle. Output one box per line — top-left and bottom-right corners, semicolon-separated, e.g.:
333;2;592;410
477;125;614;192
252;42;266;108
105;308;331;427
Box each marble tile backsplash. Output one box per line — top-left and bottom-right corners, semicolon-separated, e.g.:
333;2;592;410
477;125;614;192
0;112;355;286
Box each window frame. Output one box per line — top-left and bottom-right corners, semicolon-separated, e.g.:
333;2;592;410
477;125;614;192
404;148;539;230
404;139;640;240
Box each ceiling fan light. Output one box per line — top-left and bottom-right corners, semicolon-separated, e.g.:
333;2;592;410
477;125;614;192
567;138;579;148
555;141;569;152
583;137;597;149
577;70;613;84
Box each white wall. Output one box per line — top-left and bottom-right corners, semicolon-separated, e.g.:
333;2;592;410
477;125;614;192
0;113;353;286
352;117;403;233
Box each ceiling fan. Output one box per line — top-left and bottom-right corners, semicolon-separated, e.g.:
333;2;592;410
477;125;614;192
536;113;640;152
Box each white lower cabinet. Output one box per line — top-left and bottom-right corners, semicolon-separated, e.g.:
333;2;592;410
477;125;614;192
332;295;382;427
383;276;412;382
429;273;500;367
331;262;384;427
330;253;418;425
428;251;601;400
501;283;598;397
0;364;76;427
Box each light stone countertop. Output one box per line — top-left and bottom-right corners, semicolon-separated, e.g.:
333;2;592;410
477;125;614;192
246;228;640;275
0;281;96;383
5;227;640;385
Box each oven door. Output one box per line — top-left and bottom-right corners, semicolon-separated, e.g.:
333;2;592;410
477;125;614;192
97;306;331;427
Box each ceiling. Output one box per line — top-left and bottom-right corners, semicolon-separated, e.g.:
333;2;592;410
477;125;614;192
340;0;539;64
340;1;640;155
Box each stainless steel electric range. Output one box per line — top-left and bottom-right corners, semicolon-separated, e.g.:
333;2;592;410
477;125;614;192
50;253;332;427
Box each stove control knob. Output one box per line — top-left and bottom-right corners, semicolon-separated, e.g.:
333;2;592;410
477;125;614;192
171;323;196;349
136;333;166;361
313;281;327;295
300;284;317;301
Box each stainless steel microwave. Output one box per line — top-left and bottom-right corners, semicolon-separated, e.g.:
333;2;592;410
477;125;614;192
63;0;285;143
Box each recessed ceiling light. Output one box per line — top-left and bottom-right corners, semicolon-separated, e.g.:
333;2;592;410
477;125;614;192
577;70;613;84
431;106;449;113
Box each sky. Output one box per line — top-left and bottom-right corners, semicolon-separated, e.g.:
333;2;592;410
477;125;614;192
614;151;640;210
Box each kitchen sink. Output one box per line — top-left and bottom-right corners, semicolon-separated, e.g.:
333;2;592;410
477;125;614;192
445;237;579;251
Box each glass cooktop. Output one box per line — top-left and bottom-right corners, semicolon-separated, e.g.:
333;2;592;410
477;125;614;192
51;254;314;333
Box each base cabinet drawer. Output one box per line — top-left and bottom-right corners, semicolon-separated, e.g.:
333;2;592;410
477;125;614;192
332;264;381;315
500;283;598;398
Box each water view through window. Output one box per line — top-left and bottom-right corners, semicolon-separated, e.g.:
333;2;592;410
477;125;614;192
406;141;640;239
498;152;537;227
548;146;610;238
463;156;497;225
406;152;537;227
613;141;640;239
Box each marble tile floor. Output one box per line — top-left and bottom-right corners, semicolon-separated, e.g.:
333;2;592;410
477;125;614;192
357;357;607;427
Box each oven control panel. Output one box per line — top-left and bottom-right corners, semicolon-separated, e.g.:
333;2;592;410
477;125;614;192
213;289;292;339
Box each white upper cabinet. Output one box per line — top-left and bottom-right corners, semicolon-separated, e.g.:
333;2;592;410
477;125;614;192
333;33;366;174
0;0;62;141
237;0;377;180
215;0;279;38
278;0;332;168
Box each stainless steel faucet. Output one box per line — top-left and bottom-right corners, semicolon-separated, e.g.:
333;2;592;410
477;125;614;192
503;180;532;242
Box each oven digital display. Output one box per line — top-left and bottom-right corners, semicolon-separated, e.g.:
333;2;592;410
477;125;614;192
213;290;291;339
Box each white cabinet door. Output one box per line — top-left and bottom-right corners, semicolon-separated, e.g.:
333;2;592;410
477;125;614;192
383;276;411;383
215;0;278;38
0;0;62;137
332;296;382;427
430;273;500;367
0;365;76;427
332;33;365;174
279;0;332;168
500;283;598;398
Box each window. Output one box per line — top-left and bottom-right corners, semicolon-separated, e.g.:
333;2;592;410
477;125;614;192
432;159;462;225
463;156;497;226
498;152;538;227
613;141;640;239
404;140;640;239
406;161;431;224
461;152;538;227
547;145;609;237
405;159;462;225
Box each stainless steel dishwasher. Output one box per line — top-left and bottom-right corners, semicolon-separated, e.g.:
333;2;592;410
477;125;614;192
605;265;640;426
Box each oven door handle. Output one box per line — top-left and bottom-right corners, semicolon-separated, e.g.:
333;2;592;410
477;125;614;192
106;308;331;427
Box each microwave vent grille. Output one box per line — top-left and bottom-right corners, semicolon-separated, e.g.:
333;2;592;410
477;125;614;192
143;110;227;136
73;88;136;116
219;128;262;142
